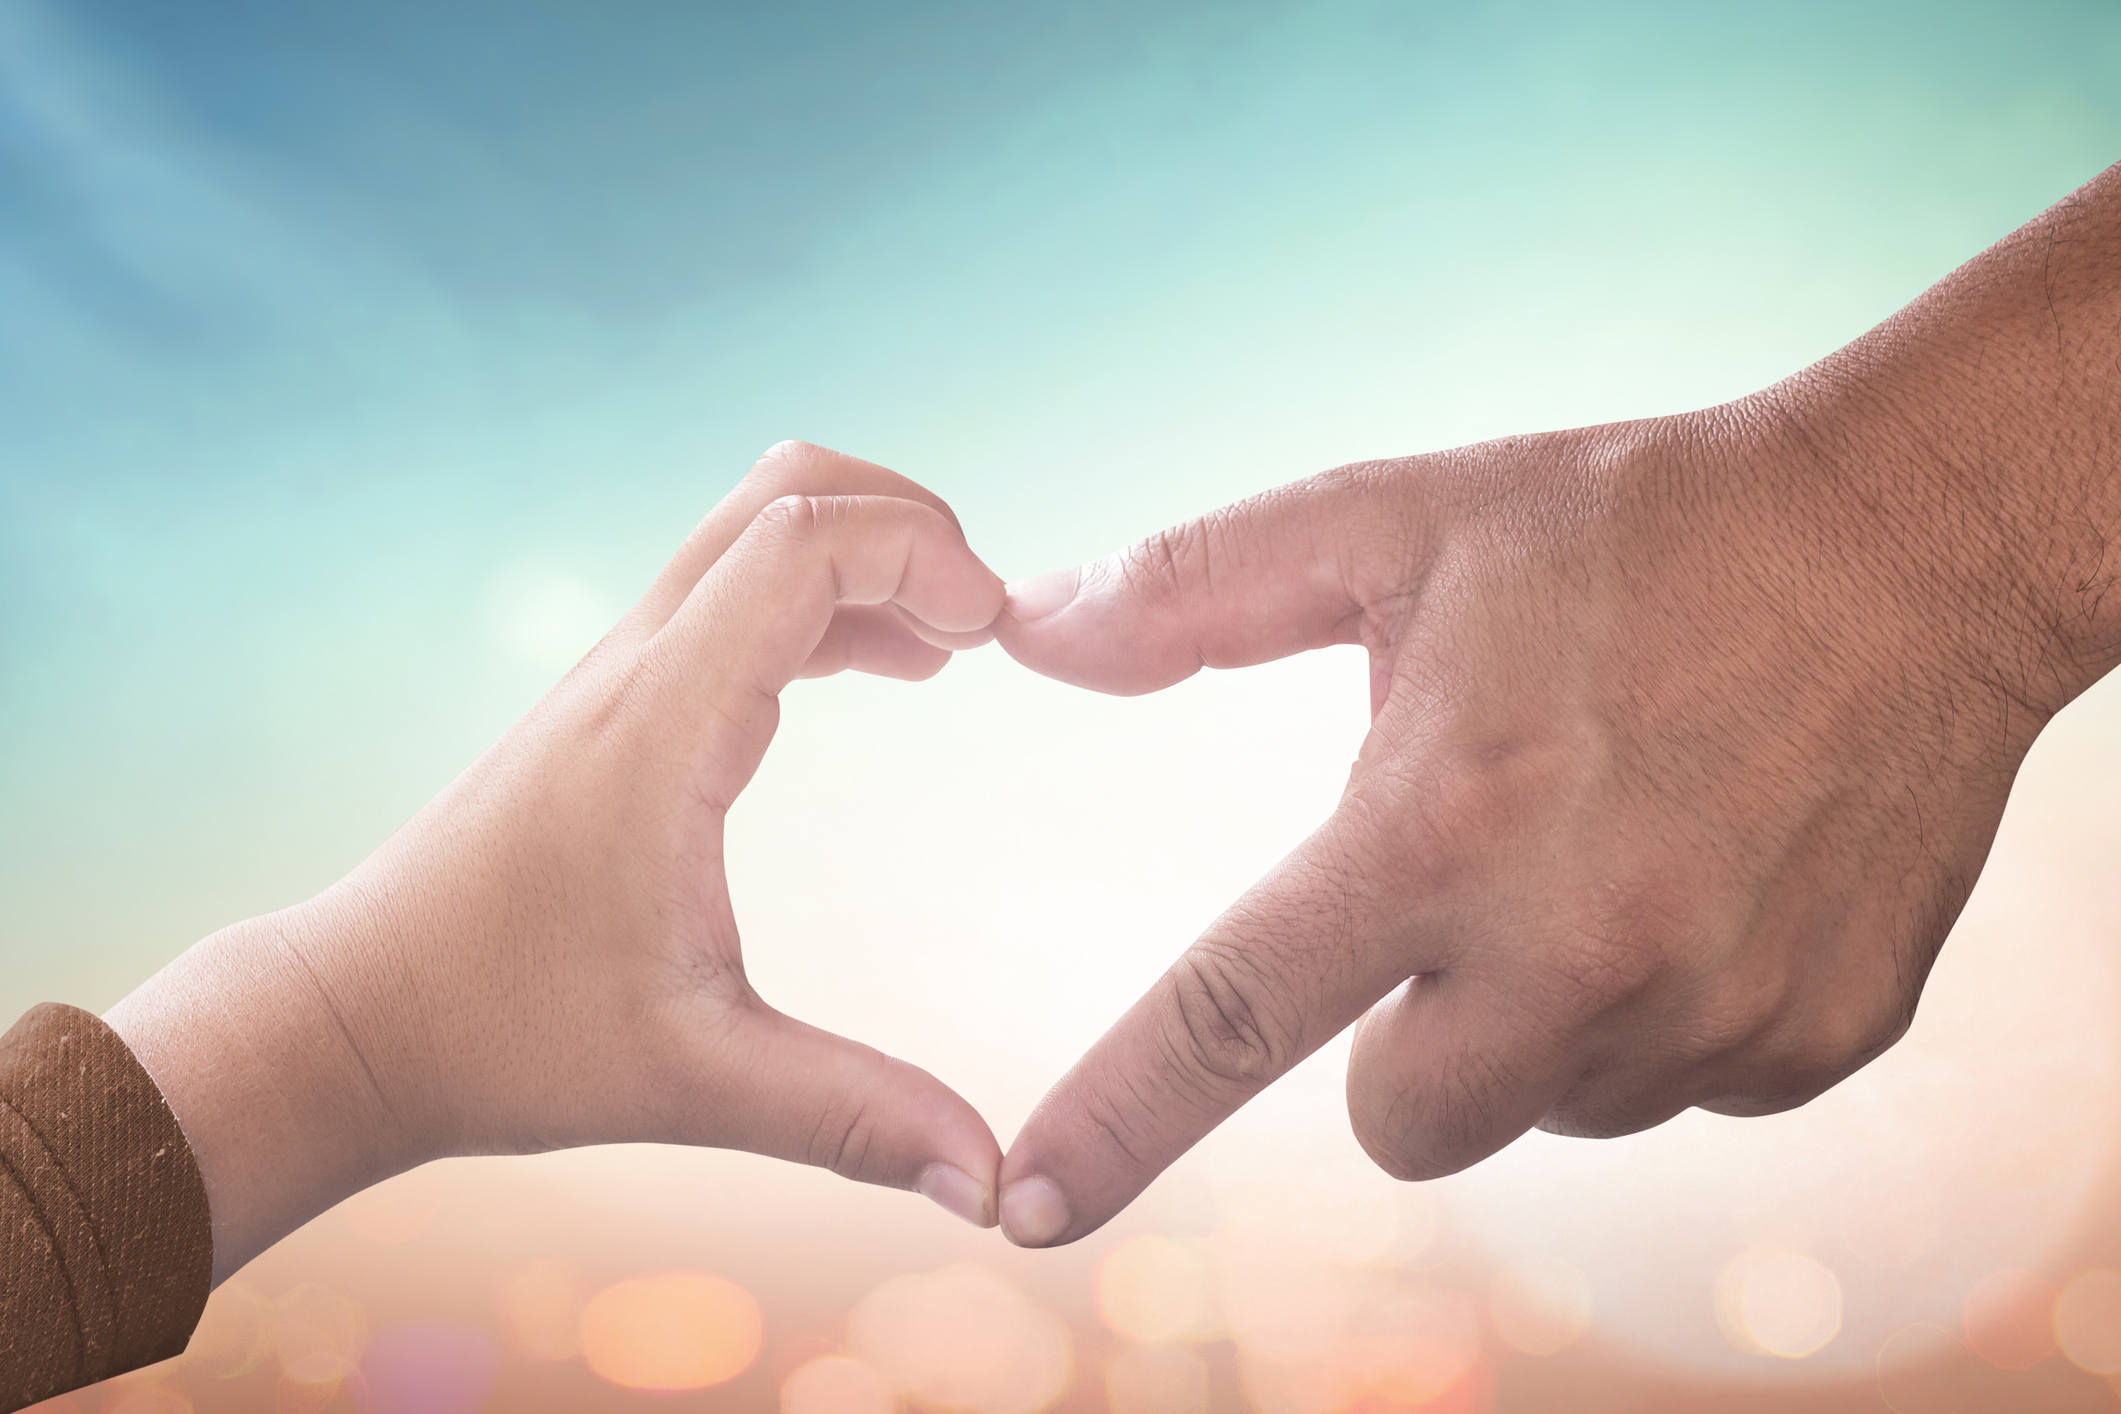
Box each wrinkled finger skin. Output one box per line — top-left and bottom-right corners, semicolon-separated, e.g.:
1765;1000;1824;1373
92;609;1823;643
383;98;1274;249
992;163;2121;1247
108;441;1009;1281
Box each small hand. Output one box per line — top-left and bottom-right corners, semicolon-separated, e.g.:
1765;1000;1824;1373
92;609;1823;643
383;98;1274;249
111;441;1008;1280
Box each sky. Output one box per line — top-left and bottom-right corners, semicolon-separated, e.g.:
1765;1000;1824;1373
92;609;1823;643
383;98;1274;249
6;2;2121;1411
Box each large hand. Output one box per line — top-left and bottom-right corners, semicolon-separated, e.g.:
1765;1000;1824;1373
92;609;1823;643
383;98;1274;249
989;164;2121;1246
109;442;1008;1281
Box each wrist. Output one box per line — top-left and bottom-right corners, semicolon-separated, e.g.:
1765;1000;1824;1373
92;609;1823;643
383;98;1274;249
106;898;422;1282
1798;165;2121;715
1677;166;2121;747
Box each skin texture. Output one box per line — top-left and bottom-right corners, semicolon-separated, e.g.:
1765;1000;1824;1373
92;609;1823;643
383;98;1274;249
106;442;1009;1284
991;162;2121;1248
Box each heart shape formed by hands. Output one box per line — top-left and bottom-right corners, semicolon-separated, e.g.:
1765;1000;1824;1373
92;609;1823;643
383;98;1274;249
124;172;2121;1283
334;366;2080;1272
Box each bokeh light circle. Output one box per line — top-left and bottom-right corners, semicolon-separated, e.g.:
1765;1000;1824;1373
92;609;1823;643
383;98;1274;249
780;1355;895;1414
848;1263;1071;1414
579;1270;763;1391
2054;1268;2121;1374
1098;1236;1211;1344
1744;1254;1842;1358
1963;1268;2059;1371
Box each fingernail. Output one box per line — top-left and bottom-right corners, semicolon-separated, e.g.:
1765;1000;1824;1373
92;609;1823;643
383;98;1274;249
917;1163;995;1228
999;1175;1070;1247
1003;568;1080;623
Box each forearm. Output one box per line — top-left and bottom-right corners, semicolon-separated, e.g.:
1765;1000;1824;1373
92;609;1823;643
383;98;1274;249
104;896;415;1286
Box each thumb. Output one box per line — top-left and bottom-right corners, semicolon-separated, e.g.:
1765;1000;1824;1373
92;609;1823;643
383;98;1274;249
692;1001;1004;1228
994;463;1430;696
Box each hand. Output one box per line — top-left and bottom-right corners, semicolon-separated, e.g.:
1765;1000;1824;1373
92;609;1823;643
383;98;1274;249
108;442;1008;1282
988;163;2121;1246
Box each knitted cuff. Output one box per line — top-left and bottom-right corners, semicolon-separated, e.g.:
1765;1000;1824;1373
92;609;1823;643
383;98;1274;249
0;1003;213;1412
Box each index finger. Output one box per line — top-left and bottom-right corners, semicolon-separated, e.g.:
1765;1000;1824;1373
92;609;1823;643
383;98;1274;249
994;812;1430;1247
625;441;969;641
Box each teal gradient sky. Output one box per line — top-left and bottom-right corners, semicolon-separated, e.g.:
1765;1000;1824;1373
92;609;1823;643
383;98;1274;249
3;0;2119;1091
6;2;2117;1017
11;2;2121;1402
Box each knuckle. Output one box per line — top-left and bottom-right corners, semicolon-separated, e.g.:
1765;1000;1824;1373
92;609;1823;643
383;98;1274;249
1546;897;1689;1013
1669;966;1789;1063
806;1094;880;1178
1540;1071;1682;1140
1706;1034;1862;1116
753;493;821;539
751;438;824;478
1691;933;1923;1115
1162;943;1301;1096
1538;1102;1637;1141
1706;1071;1835;1118
1077;1082;1156;1172
1350;767;1504;908
1117;517;1212;604
1305;460;1397;515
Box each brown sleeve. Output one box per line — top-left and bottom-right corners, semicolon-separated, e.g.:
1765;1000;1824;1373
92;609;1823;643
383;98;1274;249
0;1004;213;1413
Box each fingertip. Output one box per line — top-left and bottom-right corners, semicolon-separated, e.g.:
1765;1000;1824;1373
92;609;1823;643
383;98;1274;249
918;1162;997;1229
1002;567;1082;624
901;610;997;653
1346;976;1578;1184
998;1174;1072;1247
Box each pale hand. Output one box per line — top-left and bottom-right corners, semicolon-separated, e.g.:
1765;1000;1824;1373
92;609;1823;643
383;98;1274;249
109;442;1008;1281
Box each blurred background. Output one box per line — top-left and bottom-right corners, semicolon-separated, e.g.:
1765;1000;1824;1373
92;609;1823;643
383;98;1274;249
5;1;2121;1410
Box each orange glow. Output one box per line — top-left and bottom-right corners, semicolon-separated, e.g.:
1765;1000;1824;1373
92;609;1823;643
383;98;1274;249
1097;1236;1212;1344
105;1391;191;1414
1105;1345;1209;1414
2052;1269;2121;1374
1964;1268;2060;1371
1742;1254;1842;1359
779;1355;895;1414
495;1259;585;1363
268;1286;368;1373
1836;1185;1943;1270
1872;1322;1961;1413
847;1263;1072;1414
1714;1249;1841;1358
1487;1263;1592;1357
1217;1251;1352;1366
1349;1289;1482;1407
184;1279;270;1380
275;1352;357;1414
577;1271;763;1392
335;1171;445;1246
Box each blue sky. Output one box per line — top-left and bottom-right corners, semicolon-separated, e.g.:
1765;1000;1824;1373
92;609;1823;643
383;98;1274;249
2;0;2118;1024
